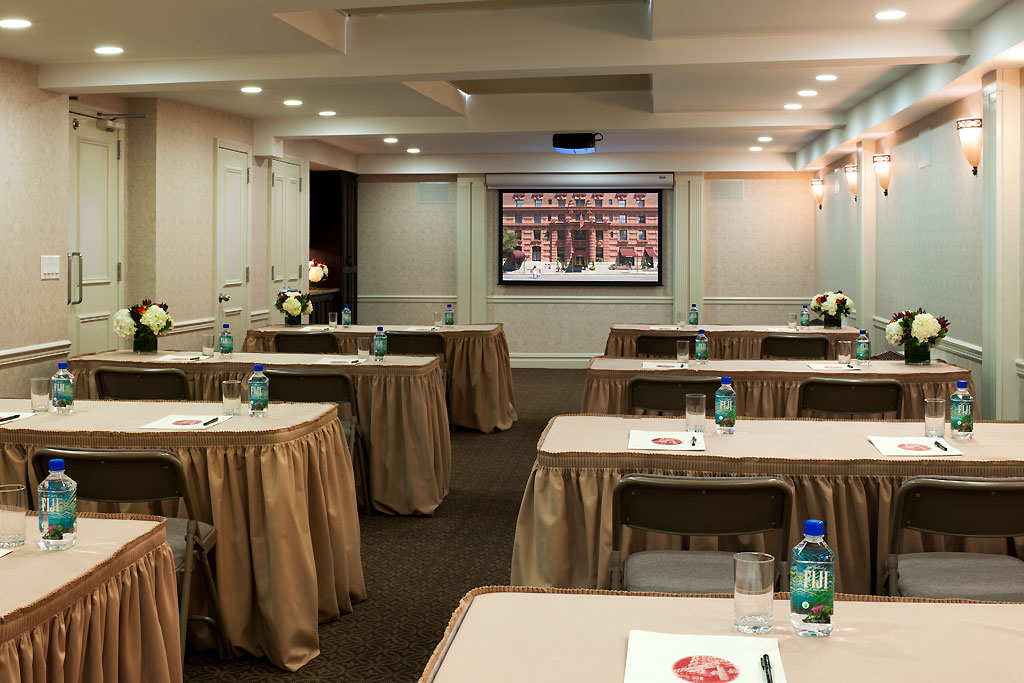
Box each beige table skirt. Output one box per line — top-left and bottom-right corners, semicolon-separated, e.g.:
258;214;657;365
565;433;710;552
605;324;862;359
69;352;451;516
0;513;181;683
511;415;1024;596
582;358;974;419
0;399;366;671
243;324;518;433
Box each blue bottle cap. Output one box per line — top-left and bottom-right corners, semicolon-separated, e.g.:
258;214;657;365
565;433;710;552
691;303;697;308
377;326;384;331
803;304;808;308
804;519;824;536
698;329;706;334
254;364;263;371
57;362;68;369
957;380;968;389
344;304;349;308
447;304;452;308
223;323;229;328
860;329;867;334
49;458;65;471
721;376;731;384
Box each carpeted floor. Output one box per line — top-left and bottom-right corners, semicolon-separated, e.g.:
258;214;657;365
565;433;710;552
184;368;586;682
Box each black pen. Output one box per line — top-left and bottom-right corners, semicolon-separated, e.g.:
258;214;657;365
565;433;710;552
933;440;948;451
202;417;219;426
0;414;20;424
761;654;773;683
188;356;201;361
691;436;697;447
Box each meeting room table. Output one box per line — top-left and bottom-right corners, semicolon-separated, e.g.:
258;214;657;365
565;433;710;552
0;513;181;683
419;586;1024;683
243;323;517;433
582;357;974;419
68;349;451;516
604;323;862;358
510;414;1024;595
0;398;365;671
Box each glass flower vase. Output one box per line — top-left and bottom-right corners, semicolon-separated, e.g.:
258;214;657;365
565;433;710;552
284;314;301;327
822;314;842;329
904;341;931;365
133;331;158;354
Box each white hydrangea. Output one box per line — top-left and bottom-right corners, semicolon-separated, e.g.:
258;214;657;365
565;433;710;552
309;265;325;283
282;297;302;316
303;302;313;314
140;305;170;335
911;312;941;343
885;320;904;346
113;309;137;340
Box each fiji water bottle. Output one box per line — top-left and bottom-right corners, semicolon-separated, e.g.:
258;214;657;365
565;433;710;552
694;330;709;364
790;519;835;636
688;303;699;325
800;305;810;327
373;326;387;361
38;459;77;551
444;304;455;326
714;376;736;434
341;305;352;328
855;330;871;365
219;323;234;359
51;362;74;414
248;364;269;417
950;380;974;439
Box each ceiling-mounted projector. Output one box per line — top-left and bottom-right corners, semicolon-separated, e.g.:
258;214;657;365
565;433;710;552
553;132;603;154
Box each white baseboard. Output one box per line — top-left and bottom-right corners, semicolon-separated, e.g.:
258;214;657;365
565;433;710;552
0;340;72;368
871;315;982;363
510;352;595;369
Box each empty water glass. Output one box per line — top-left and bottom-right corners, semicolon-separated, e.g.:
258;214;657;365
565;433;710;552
328;311;338;330
0;484;27;548
685;393;705;433
925;398;945;437
30;377;50;413
221;380;242;416
356;337;371;360
789;312;799;329
734;552;774;634
676;340;690;366
433;310;442;328
201;333;217;358
836;340;853;364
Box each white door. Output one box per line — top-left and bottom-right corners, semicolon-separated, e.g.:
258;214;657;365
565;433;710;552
268;159;305;323
67;115;123;356
214;146;251;334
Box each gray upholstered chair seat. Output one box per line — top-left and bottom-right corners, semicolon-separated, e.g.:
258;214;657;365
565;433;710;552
164;517;216;569
624;550;736;594
897;552;1024;602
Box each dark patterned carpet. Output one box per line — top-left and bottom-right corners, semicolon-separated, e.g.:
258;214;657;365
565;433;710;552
183;368;586;682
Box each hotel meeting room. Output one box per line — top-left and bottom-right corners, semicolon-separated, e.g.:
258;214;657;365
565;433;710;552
1;0;1024;681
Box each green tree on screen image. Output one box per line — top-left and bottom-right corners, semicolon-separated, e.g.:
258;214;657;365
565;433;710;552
502;228;520;256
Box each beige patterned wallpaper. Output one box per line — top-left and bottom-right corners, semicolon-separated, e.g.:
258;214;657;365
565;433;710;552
814;154;859;317
1020;67;1024;419
125;98;159;305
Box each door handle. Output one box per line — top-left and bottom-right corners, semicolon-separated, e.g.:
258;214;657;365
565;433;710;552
298;264;302;279
271;265;275;280
219;293;231;303
68;252;84;305
66;253;73;304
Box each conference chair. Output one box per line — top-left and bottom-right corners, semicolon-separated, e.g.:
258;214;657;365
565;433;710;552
886;476;1024;601
797;377;903;418
610;474;793;593
760;334;829;360
635;334;697;359
263;368;370;510
625;375;721;416
94;366;190;401
273;332;342;354
30;447;228;662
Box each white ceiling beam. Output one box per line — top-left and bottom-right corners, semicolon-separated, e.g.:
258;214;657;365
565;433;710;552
402;81;468;115
272;10;349;53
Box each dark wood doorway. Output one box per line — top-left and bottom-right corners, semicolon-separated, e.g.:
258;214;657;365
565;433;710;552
310;170;358;322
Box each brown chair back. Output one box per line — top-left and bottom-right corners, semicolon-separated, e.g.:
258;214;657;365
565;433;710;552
635;334;696;359
797;377;903;416
760;334;829;360
95;366;190;401
385;332;445;358
262;368;358;419
273;333;341;354
625;375;721;415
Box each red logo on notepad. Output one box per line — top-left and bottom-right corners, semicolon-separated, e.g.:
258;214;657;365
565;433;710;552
172;419;202;426
672;656;740;682
897;443;931;452
651;437;684;445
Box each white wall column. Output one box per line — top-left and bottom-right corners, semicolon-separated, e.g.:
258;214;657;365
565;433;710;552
671;173;702;321
857;140;878;335
456;175;488;323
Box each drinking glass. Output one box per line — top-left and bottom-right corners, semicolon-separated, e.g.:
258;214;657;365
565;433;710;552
356;337;371;360
201;333;217;358
0;484;27;548
924;398;946;437
433;310;442;328
836;340;852;364
30;377;50;413
221;380;242;416
734;552;774;634
685;394;705;433
788;312;799;329
328;312;338;330
676;340;690;366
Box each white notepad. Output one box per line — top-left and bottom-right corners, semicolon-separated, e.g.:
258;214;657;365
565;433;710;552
301;326;331;331
868;436;963;456
0;412;38;426
624;631;787;683
139;414;234;430
649;325;682;331
315;356;366;365
806;362;861;371
627;430;705;452
405;326;441;331
641;361;685;370
156;354;203;362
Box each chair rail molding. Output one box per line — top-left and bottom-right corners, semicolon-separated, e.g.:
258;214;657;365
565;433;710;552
0;340;72;368
487;295;672;305
358;294;458;304
163;317;217;335
704;296;812;306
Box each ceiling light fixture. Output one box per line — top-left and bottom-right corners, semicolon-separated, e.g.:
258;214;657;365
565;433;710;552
749;146;763;152
240;86;262;94
874;9;906;20
0;18;31;29
815;74;838;82
873;154;892;196
956;117;982;175
383;137;399;143
811;179;824;210
94;46;124;55
798;90;818;97
845;165;858;201
283;99;302;106
784;103;802;110
757;136;773;142
319;110;336;117
407;148;421;154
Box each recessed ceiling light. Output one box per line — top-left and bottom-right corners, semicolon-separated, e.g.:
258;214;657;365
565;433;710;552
94;46;124;55
240;86;262;94
749;146;763;152
283;99;302;106
0;18;31;29
757;136;773;142
816;74;838;82
784;103;802;110
874;9;906;20
319;110;336;117
407;148;421;154
798;90;818;97
383;137;399;144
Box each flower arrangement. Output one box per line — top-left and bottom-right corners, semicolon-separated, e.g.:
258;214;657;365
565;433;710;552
809;291;855;318
114;300;173;353
275;290;313;325
309;259;329;283
885;308;949;364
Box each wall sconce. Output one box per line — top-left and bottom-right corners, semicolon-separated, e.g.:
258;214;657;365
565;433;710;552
811;178;823;209
873;154;891;196
844;165;858;201
956;117;982;175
